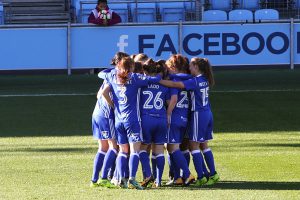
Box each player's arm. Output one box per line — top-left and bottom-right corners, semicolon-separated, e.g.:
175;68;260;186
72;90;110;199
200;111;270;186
96;87;103;99
102;84;114;108
167;94;178;125
159;80;185;89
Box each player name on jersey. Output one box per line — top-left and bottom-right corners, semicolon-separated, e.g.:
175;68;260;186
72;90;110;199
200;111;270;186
148;84;160;89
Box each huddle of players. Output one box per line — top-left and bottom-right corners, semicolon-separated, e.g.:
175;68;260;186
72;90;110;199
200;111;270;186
90;52;220;190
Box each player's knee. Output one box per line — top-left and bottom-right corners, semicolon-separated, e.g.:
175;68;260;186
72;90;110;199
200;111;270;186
199;142;208;151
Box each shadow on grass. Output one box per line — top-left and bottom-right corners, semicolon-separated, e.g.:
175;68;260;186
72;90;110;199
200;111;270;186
226;143;300;149
254;143;300;148
0;147;94;153
162;181;300;191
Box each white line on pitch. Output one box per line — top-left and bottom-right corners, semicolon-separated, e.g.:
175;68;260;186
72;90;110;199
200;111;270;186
0;89;299;97
213;89;300;93
0;93;95;97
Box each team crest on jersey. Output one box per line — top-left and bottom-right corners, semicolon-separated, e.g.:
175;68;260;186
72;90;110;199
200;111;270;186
101;131;109;139
181;116;188;122
128;132;140;142
137;74;146;80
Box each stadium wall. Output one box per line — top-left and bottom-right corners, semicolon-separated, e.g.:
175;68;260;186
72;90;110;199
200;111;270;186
0;21;299;71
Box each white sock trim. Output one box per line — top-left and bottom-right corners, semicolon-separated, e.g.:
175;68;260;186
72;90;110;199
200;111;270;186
151;155;156;159
139;150;147;154
202;148;211;153
98;150;107;155
110;148;118;154
191;150;201;155
131;153;139;157
118;152;128;158
181;150;190;154
155;154;164;158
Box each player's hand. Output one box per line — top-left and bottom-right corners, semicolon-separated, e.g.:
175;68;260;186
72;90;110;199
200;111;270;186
167;115;171;127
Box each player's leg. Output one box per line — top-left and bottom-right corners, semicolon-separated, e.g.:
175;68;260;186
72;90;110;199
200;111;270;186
200;110;219;185
200;144;219;185
107;140;118;179
140;143;153;187
114;121;129;188
152;144;164;187
91;139;108;187
140;115;153;185
151;144;157;180
189;111;207;186
198;144;210;179
128;141;143;189
90;116;109;187
190;141;206;186
151;120;167;188
99;139;118;188
180;137;191;177
99;117;118;188
117;143;129;188
167;123;194;186
127;121;143;189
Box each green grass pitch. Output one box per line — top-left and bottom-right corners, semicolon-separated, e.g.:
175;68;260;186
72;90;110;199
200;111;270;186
0;69;299;199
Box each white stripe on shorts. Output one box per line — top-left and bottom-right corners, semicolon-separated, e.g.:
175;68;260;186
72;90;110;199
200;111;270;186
109;118;115;139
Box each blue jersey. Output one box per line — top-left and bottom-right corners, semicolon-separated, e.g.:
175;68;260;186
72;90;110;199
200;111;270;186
141;83;169;118
106;71;159;122
169;73;191;121
92;80;114;119
183;74;211;111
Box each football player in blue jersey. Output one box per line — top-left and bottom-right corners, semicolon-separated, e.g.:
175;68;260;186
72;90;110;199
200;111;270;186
90;79;118;188
164;55;195;186
101;57;160;189
159;57;219;186
139;59;169;188
93;52;129;188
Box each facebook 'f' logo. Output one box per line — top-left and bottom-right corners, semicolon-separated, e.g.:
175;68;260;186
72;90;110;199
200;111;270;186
117;35;128;52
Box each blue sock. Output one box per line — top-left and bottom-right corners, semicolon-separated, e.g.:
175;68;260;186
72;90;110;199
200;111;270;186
151;153;157;179
125;156;129;179
101;148;117;179
201;152;210;177
203;148;216;176
91;151;106;182
155;154;165;184
170;153;181;180
139;150;152;178
180;150;190;177
129;153;139;179
113;165;118;179
171;149;190;179
182;150;190;166
109;160;116;179
167;153;174;179
116;152;128;179
191;150;204;179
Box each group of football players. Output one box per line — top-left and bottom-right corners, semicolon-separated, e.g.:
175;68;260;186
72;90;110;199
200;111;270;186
90;52;219;190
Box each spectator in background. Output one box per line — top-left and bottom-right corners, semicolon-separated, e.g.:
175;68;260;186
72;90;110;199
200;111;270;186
88;0;121;26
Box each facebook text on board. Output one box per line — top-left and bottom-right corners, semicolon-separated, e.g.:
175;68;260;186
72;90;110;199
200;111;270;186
134;32;300;56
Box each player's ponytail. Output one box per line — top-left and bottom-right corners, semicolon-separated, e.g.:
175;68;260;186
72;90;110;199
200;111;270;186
166;54;189;73
191;58;215;87
156;59;168;79
117;57;134;84
143;58;156;75
111;52;129;66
